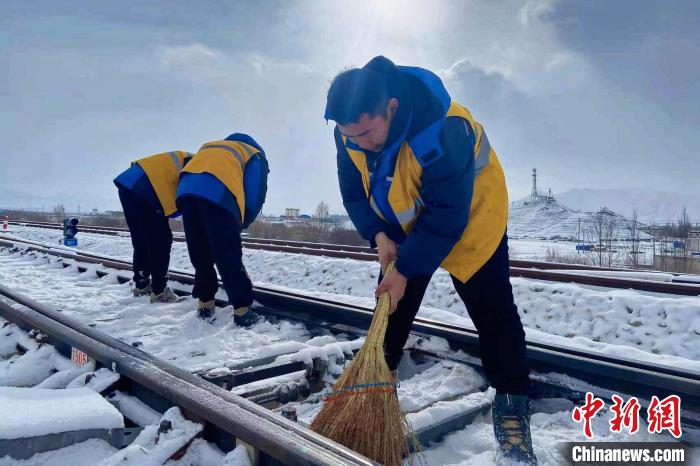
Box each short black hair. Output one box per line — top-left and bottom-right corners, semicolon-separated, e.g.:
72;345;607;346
324;67;391;125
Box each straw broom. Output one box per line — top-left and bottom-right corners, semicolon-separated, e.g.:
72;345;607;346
311;261;416;465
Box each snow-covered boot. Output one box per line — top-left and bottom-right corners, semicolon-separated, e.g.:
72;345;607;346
197;299;216;320
233;306;261;327
149;287;180;303
133;283;152;297
492;394;537;465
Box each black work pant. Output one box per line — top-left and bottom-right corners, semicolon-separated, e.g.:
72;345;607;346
381;234;530;395
179;197;252;309
118;188;173;295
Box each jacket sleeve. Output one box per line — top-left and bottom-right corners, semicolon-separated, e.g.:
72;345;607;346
335;127;387;247
241;153;269;228
396;117;475;278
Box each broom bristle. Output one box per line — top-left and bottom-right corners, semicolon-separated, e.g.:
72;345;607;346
311;262;418;466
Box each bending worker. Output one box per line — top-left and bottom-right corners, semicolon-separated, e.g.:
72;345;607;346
176;133;268;325
325;56;537;465
114;150;193;303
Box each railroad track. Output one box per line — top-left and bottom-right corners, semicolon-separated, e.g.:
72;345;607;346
0;235;698;458
7;221;700;296
0;288;371;465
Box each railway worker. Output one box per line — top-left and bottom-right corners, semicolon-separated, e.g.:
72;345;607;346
176;133;269;326
114;151;193;303
325;56;537;465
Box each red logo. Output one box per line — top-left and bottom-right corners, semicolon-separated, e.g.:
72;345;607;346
572;392;683;439
609;395;641;434
647;395;682;438
572;392;605;438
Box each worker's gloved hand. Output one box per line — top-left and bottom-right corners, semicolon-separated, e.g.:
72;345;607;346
376;269;407;314
374;232;398;274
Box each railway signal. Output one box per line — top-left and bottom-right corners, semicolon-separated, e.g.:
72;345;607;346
62;217;79;246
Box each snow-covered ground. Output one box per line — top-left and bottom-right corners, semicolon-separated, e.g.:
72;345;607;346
1;226;699;465
3;226;700;367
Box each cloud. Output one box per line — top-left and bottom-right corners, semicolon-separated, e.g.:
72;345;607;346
517;0;557;27
157;43;221;67
438;58;519;107
2;0;698;213
247;54;313;76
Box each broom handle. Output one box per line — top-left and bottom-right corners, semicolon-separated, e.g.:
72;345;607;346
365;260;397;346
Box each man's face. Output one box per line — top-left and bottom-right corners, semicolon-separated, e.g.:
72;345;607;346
337;99;398;152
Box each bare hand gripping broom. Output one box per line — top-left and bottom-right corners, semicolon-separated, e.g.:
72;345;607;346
311;261;418;465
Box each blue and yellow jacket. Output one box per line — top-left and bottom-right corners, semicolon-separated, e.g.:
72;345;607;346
114;151;193;217
333;56;509;282
176;133;269;229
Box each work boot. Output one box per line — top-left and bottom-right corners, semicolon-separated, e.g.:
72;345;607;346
233;306;261;327
197;299;216;320
492;394;537;465
133;283;152;297
149;287;180;303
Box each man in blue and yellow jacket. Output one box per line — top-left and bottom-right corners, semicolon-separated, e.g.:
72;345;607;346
325;56;537;465
114;151;193;303
176;133;268;326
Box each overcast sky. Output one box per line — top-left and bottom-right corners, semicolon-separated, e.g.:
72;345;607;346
2;0;699;214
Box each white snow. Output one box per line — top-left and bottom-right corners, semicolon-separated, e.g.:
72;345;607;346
407;388;494;432
99;407;202;466
106;391;162;427
66;367;121;392
0;387;123;439
0;248;317;374
0;341;76;387
0;438;117;466
34;362;95;389
222;446;253;466
398;361;485;413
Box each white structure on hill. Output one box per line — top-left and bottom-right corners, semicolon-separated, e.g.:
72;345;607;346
528;168;556;204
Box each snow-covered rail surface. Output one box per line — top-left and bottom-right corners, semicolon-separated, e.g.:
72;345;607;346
0;239;699;464
10;221;700;295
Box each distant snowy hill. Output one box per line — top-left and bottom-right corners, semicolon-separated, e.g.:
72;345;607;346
508;197;644;240
554;188;699;222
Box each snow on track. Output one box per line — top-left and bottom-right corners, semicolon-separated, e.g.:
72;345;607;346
4;225;700;367
0;249;320;374
0;317;265;466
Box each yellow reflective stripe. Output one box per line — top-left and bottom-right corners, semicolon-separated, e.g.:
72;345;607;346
369;197;386;221
394;198;424;226
237;142;257;159
168;151;183;171
473;122;491;176
203;144;245;166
